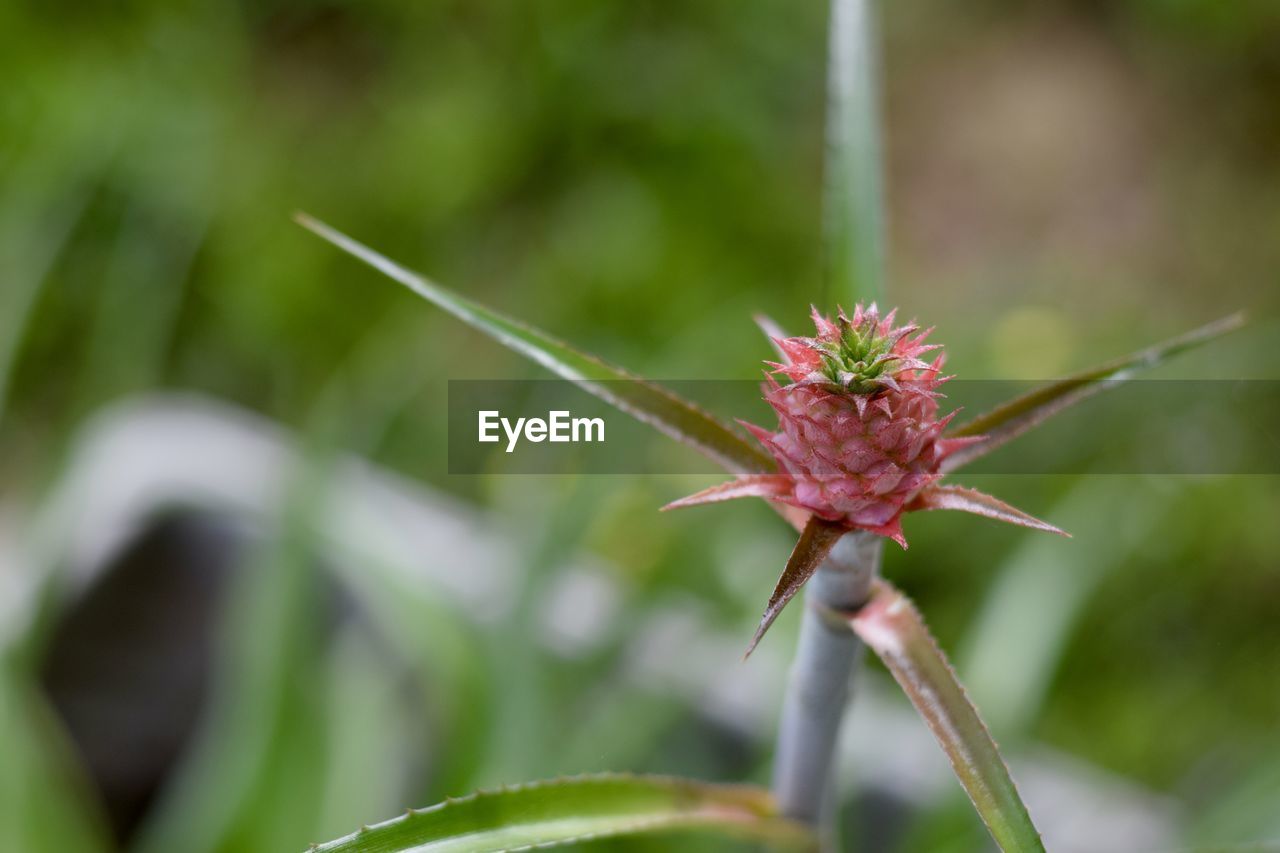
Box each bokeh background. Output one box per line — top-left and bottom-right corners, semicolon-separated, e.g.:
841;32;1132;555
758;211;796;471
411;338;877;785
2;1;1278;851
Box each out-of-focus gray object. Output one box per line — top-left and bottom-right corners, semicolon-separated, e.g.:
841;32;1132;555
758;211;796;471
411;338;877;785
38;514;240;841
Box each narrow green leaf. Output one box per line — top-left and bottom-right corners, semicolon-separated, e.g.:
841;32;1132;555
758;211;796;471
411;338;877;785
824;0;886;306
297;214;773;476
305;774;815;853
943;313;1245;471
747;518;847;658
0;186;90;427
848;581;1044;853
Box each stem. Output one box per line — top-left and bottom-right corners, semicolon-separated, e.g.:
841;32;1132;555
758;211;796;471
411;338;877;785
824;0;886;307
777;0;887;840
771;531;880;848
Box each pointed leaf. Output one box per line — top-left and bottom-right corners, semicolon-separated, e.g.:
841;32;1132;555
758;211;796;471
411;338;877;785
943;313;1245;471
848;581;1044;852
754;313;792;361
298;215;773;476
306;774;816;853
747;518;847;658
663;475;793;511
910;485;1068;537
824;0;886;306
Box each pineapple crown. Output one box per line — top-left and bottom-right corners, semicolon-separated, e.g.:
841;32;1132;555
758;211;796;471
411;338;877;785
770;304;941;395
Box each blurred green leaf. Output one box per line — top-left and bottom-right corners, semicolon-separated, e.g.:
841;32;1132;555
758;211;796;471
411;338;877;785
134;458;335;853
823;0;885;307
0;660;110;853
298;214;773;476
71;202;207;417
849;580;1044;853
306;774;815;853
958;479;1171;734
944;313;1245;471
0;174;90;426
1188;748;1280;846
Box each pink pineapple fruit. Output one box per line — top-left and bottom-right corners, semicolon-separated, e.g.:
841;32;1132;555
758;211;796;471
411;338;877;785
666;304;1065;547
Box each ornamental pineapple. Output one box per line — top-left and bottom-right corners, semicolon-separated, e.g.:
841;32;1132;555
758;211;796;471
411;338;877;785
666;304;1063;548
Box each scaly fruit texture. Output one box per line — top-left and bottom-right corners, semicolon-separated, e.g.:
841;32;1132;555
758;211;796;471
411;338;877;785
666;305;1066;548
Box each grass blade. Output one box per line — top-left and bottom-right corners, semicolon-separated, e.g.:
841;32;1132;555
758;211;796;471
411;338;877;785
306;774;815;852
0;186;90;427
0;662;111;853
943;313;1245;471
849;580;1044;852
824;0;886;307
297;214;773;476
957;479;1170;735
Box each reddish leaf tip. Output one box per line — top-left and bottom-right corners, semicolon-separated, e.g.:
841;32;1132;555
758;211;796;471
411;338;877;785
912;484;1068;537
662;475;792;512
743;518;846;657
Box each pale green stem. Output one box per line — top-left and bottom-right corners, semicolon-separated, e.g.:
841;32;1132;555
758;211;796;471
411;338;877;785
771;532;880;849
824;0;886;307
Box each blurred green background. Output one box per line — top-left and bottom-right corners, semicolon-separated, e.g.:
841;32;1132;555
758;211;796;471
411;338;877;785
2;1;1278;851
